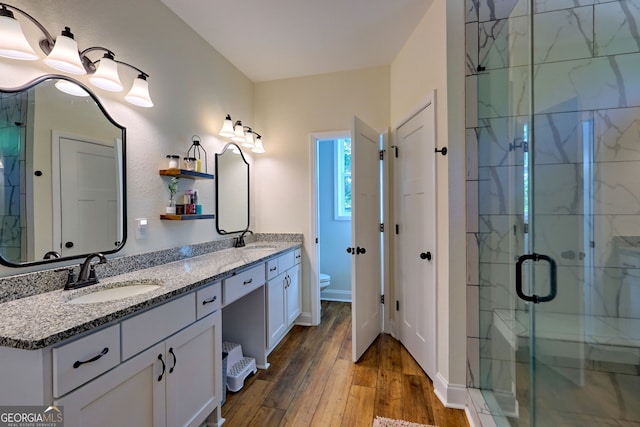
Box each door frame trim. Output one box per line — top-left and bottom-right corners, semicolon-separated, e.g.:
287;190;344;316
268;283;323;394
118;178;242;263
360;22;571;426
309;130;351;326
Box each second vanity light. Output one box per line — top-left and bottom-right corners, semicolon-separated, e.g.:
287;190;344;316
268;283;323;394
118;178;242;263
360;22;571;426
0;3;154;107
219;114;266;153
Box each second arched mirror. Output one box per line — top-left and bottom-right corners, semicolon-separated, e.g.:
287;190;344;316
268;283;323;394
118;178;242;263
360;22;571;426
215;143;249;234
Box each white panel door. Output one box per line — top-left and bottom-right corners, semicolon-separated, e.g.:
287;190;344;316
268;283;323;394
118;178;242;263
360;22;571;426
395;102;437;378
59;137;118;257
351;116;382;362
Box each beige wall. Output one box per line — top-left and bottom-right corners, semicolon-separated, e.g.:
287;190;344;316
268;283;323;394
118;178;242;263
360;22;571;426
390;0;467;403
0;0;254;276
253;66;390;314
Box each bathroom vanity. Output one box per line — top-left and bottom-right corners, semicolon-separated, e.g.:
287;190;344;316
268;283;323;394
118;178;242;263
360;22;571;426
0;240;302;427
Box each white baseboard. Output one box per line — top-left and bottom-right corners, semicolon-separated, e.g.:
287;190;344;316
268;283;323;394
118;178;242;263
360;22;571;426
320;289;352;302
295;311;314;326
433;372;467;410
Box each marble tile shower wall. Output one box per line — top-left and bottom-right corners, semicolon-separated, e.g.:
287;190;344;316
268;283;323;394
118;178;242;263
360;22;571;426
466;0;640;389
0;92;26;263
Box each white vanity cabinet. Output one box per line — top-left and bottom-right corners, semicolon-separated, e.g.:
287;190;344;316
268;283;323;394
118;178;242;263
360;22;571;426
0;282;224;427
266;249;302;352
56;310;221;427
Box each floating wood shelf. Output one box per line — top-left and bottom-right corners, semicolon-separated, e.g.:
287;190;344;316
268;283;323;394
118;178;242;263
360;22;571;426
160;214;215;221
159;169;214;180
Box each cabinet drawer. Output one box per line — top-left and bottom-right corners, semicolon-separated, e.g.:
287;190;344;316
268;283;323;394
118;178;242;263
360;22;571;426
121;294;196;360
267;259;279;280
53;324;120;398
294;248;302;265
224;264;265;305
197;281;221;319
278;250;295;272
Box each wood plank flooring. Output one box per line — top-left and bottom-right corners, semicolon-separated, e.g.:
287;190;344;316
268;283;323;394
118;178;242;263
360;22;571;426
222;301;469;427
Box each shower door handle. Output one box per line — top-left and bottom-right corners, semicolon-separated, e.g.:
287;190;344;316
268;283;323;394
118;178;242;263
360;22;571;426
515;253;557;303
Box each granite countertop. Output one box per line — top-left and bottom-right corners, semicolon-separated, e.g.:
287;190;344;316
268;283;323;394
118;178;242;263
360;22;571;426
0;241;300;350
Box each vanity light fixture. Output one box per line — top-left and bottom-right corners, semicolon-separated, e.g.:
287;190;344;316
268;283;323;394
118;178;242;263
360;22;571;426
89;52;123;92
232;120;246;143
219;114;235;137
218;114;266;153
43;27;85;74
0;3;154;107
0;4;37;59
242;127;255;148
251;134;265;153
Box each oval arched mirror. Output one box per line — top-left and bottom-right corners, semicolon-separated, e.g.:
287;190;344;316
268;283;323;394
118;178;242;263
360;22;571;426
215;143;249;234
0;76;126;266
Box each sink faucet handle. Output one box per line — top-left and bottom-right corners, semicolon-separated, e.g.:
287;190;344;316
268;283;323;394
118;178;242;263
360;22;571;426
88;265;98;281
65;267;76;288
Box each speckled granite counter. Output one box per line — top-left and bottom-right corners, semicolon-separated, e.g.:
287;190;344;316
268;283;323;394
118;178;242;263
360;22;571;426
0;241;301;350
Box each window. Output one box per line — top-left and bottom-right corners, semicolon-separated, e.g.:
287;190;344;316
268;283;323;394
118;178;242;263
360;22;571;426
335;138;352;220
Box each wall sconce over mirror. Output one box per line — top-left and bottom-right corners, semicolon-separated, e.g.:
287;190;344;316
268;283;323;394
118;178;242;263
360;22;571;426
0;3;153;107
218;114;266;153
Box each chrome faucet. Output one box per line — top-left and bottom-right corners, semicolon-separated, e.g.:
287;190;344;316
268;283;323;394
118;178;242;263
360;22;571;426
64;253;107;290
234;229;253;248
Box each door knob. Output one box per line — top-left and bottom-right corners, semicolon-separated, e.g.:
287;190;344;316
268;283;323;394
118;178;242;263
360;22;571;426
420;252;432;261
356;247;366;255
65;241;74;248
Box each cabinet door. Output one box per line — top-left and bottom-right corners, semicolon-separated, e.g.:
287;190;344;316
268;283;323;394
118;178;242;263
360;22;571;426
55;342;166;427
165;311;221;427
286;264;302;325
267;272;287;351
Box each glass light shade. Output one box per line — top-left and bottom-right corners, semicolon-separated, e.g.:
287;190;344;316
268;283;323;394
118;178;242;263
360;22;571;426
232;121;245;142
219;114;235;137
125;76;154;108
0;12;38;60
89;56;123;92
252;137;265;153
242;129;255;148
55;79;90;97
44;31;86;75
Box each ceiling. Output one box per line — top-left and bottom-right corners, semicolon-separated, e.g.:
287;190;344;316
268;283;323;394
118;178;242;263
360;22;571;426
160;0;433;83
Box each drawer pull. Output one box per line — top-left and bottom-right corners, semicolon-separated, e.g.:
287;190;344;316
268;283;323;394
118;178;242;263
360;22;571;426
243;278;253;285
202;296;217;305
169;348;177;373
269;267;277;272
73;347;109;369
158;354;166;381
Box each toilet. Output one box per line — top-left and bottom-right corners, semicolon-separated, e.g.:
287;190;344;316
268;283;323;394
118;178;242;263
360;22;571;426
320;273;331;291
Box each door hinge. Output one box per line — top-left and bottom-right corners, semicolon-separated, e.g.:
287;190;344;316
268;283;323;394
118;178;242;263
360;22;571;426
380;223;384;232
379;150;385;160
395;224;399;235
315;237;319;244
381;295;385;304
396;300;399;311
524;223;529;234
393;146;398;158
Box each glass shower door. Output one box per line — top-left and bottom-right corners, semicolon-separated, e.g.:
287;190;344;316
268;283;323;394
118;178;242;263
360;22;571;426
522;2;640;425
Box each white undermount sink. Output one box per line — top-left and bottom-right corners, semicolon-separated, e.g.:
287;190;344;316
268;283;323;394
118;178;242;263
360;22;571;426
67;280;162;304
241;245;277;257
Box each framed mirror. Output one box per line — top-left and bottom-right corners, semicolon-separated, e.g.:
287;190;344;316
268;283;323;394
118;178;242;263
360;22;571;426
0;75;127;267
215;143;249;234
